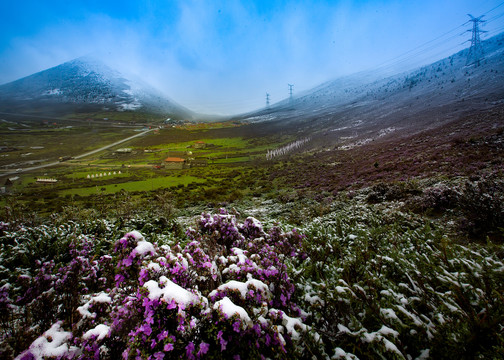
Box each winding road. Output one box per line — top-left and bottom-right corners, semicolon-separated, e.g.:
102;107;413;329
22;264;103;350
0;128;154;177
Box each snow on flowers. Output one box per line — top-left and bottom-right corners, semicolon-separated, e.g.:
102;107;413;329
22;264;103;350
14;211;313;359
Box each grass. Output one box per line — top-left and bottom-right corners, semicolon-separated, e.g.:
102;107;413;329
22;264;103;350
64;111;168;123
132;137;249;154
0;122;138;167
213;156;251;164
59;175;206;196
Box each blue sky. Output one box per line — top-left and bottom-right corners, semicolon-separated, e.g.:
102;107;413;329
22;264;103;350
1;0;504;115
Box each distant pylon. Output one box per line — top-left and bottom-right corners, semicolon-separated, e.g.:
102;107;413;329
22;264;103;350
266;93;270;108
288;84;293;102
466;14;487;67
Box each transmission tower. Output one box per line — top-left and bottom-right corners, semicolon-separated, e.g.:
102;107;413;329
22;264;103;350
266;93;270;108
288;84;293;102
466;14;487;67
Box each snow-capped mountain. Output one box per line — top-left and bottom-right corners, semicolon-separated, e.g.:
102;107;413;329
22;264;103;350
0;56;194;120
240;33;504;137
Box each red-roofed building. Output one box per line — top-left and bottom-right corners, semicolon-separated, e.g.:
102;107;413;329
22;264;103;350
164;157;185;163
193;141;206;149
164;157;187;169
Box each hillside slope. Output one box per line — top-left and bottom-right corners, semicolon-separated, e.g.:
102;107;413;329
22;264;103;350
241;33;504;146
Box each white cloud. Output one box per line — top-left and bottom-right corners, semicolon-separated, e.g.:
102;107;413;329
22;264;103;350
0;0;502;115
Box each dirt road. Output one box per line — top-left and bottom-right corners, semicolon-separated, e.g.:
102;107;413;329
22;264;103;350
0;128;154;177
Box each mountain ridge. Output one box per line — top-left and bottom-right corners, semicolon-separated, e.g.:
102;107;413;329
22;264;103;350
0;56;194;121
1;33;503;126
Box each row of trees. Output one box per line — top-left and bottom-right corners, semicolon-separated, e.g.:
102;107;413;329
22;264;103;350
266;137;310;160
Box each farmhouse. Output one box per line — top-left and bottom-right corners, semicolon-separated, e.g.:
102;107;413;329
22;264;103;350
4;177;19;186
164;157;187;169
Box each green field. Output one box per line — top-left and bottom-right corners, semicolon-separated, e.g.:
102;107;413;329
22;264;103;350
1;120;291;211
59;175;206;196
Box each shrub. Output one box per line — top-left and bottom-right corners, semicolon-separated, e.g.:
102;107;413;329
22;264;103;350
297;206;504;359
460;174;504;239
367;181;422;204
7;211;314;359
407;183;461;213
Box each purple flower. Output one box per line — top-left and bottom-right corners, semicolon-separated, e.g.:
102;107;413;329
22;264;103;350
232;321;241;332
122;256;133;267
114;274;125;284
167;300;177;309
157;330;168;342
265;334;272;346
164;343;174;352
217;330;227;351
198;342;210;356
140;323;152;336
18;352;35;360
186;342;195;359
280;293;286;305
139;268;149;285
153;352;165;360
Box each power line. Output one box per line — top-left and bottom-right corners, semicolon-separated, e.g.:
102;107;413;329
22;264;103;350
371;23;468;72
484;0;504;15
365;4;504;74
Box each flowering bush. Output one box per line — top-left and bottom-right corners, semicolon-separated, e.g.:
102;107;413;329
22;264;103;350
5;210;312;359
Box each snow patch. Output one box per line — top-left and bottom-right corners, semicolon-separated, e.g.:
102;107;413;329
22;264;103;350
209;278;270;300
134;240;156;256
77;292;111;319
281;313;307;340
16;322;76;360
42;88;62;96
83;324;110;341
144;276;199;307
332;347;359;359
118;102;142;111
213;296;252;325
126;230;144;240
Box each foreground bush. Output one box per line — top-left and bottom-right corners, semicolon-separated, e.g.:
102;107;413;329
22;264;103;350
0;211;314;359
0;202;503;359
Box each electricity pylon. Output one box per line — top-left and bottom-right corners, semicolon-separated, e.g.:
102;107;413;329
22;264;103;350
466;14;487;67
266;93;270;108
288;84;293;102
